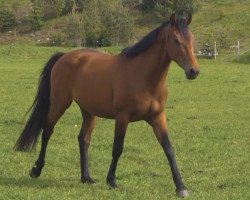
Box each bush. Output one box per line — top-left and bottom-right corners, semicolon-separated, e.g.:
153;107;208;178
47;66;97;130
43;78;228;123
30;0;65;19
62;0;88;14
83;1;104;47
65;2;85;47
141;0;157;10
154;1;173;18
64;0;134;47
101;2;134;45
172;0;196;15
122;0;141;9
50;32;67;46
28;3;45;31
0;4;16;32
62;0;74;14
140;0;197;18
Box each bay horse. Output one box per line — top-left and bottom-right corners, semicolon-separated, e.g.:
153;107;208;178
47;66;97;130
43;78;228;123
15;14;199;197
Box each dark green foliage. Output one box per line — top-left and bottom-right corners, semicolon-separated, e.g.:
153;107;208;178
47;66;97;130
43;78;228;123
62;0;74;14
64;2;85;47
0;3;16;32
62;0;88;14
122;0;141;9
100;1;134;46
83;1;103;47
28;2;45;31
30;0;65;19
141;0;157;10
54;0;65;17
172;0;196;16
154;1;173;18
41;0;64;18
50;32;67;46
64;0;134;47
140;0;197;17
140;0;171;11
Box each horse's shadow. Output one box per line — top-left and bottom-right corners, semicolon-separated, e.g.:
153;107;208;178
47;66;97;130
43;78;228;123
1;170;165;189
0;176;83;189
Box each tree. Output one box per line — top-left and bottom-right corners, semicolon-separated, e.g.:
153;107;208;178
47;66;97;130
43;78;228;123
65;1;85;47
30;0;65;19
62;0;134;47
0;3;16;32
172;0;196;16
122;0;141;9
101;1;134;45
141;0;157;10
83;0;104;47
140;0;197;18
28;1;45;31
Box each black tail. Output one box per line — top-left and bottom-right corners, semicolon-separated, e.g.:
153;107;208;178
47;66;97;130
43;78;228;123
14;52;65;152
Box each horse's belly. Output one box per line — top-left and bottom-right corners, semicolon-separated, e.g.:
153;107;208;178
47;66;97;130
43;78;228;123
72;69;115;118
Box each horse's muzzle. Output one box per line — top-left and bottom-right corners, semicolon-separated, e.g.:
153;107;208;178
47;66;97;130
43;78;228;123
186;68;200;80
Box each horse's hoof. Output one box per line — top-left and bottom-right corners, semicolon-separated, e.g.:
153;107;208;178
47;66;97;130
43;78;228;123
29;167;41;178
106;178;117;188
176;189;189;198
82;177;95;184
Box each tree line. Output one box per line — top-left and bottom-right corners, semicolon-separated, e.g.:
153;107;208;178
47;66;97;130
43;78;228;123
0;0;196;47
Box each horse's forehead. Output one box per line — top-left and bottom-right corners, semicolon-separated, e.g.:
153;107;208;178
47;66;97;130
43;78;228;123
170;20;192;40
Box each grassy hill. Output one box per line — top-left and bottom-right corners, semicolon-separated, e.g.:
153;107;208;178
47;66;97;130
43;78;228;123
0;0;249;56
192;0;250;49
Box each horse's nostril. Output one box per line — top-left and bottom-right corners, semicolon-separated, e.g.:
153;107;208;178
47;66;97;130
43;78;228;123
190;68;196;75
186;68;199;80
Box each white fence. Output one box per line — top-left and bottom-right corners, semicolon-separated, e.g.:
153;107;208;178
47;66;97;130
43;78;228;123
195;41;249;62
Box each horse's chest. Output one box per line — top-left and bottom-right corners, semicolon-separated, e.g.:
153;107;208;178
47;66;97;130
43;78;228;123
127;99;165;121
114;84;167;121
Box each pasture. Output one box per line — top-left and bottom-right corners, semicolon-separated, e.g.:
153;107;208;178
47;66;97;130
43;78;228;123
0;45;249;199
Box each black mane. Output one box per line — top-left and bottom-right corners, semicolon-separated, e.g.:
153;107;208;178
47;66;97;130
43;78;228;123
121;21;169;58
121;17;190;58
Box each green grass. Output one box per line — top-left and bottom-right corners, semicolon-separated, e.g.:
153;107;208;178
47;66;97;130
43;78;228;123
0;46;249;200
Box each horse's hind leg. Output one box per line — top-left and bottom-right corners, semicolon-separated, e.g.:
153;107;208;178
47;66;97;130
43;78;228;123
29;126;53;178
78;109;96;184
30;95;72;178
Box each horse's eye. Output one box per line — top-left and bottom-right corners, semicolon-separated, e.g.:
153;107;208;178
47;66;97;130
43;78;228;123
174;39;181;45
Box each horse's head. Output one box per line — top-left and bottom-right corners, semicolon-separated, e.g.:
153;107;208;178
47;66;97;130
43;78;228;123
165;14;200;80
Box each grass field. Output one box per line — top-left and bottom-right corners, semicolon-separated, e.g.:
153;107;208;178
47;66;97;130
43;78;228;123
0;45;249;200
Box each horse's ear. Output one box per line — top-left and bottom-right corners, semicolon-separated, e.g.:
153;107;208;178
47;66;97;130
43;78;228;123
170;13;176;25
186;13;192;25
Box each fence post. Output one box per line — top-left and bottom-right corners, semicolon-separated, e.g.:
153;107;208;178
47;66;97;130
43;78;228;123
230;41;240;62
237;40;240;62
214;41;217;60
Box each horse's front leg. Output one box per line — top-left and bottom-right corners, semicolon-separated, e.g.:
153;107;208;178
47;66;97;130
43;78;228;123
106;114;128;188
147;113;189;198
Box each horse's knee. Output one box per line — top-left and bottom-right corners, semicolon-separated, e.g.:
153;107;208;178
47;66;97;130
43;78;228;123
112;144;123;159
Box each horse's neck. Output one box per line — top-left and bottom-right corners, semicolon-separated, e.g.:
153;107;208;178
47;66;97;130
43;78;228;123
136;40;171;86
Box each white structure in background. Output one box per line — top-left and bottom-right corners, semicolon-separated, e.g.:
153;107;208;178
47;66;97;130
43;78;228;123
230;41;240;62
214;41;218;60
197;42;218;59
